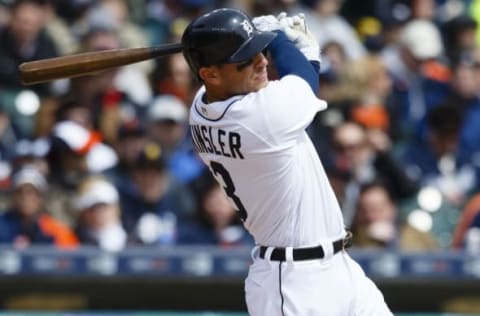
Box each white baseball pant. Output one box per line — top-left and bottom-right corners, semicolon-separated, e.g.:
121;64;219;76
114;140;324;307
245;247;393;316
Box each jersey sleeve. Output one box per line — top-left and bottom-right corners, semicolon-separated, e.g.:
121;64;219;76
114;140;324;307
249;75;327;146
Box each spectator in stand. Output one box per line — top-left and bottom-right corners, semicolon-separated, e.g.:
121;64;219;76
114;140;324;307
53;97;94;130
142;0;180;47
381;18;451;143
412;54;480;192
10;138;49;176
43;0;79;55
45;120;118;226
97;0;154;75
178;171;254;246
105;119;148;187
0;166;78;249
48;120;118;180
442;53;479;110
146;94;205;184
351;181;438;252
375;2;409;53
401;104;477;206
72;175;127;252
61;20;148;145
151;52;199;106
309;40;348;107
0;104;19;163
116;141;194;245
397;100;476;249
84;0;154;105
51;0;95;40
0;140;47;218
456;48;480;167
32;96;93;141
442;15;478;64
0;0;58;97
329;54;403;141
320;40;347;84
329;121;418;226
306;40;348;159
291;0;367;61
0;105;19;192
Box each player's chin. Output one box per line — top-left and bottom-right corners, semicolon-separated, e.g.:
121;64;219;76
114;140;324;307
253;73;268;88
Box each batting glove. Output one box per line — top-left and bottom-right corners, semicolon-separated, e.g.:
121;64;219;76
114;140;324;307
252;15;283;32
277;12;321;63
276;12;302;41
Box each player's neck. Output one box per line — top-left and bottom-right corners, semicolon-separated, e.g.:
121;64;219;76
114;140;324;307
203;92;227;103
204;86;240;103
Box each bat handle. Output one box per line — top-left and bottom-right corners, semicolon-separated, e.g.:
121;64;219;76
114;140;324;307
150;43;184;57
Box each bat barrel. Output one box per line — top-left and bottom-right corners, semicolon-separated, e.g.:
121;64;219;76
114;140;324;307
19;43;184;85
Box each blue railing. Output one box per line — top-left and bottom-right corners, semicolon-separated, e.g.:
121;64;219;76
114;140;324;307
0;246;479;279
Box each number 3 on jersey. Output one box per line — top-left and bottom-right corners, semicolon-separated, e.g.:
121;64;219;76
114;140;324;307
210;161;248;221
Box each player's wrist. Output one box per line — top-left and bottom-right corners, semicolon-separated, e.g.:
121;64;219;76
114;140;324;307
300;45;321;63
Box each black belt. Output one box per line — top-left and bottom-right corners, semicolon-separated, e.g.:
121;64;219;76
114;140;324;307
259;231;353;261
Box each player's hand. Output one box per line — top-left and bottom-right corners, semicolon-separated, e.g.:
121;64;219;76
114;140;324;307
252;15;283;32
277;12;321;63
276;12;304;41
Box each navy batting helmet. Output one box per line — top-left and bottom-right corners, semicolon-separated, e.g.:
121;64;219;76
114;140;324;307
181;8;277;76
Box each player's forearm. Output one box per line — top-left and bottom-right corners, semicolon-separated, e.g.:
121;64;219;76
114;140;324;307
268;31;319;94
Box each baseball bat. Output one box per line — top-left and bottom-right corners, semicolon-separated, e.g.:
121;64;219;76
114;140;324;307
19;43;184;85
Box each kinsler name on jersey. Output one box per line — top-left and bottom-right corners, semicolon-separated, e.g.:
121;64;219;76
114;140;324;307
190;124;244;159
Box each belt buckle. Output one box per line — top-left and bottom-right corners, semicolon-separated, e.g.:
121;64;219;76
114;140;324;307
342;231;353;249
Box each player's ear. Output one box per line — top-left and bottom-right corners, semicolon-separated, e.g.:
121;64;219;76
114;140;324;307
199;66;221;85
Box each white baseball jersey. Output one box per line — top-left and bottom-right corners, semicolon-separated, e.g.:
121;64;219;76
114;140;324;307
189;74;346;247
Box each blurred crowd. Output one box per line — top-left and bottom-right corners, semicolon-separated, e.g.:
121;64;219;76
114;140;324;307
1;0;480;254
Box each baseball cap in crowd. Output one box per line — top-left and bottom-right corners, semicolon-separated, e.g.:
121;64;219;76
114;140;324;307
73;178;119;211
147;95;188;123
445;15;478;34
84;4;118;34
132;142;166;171
399;19;444;60
52;121;118;173
351;105;389;131
11;166;48;193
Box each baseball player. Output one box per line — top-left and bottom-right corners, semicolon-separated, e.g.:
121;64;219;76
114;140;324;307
182;8;393;315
